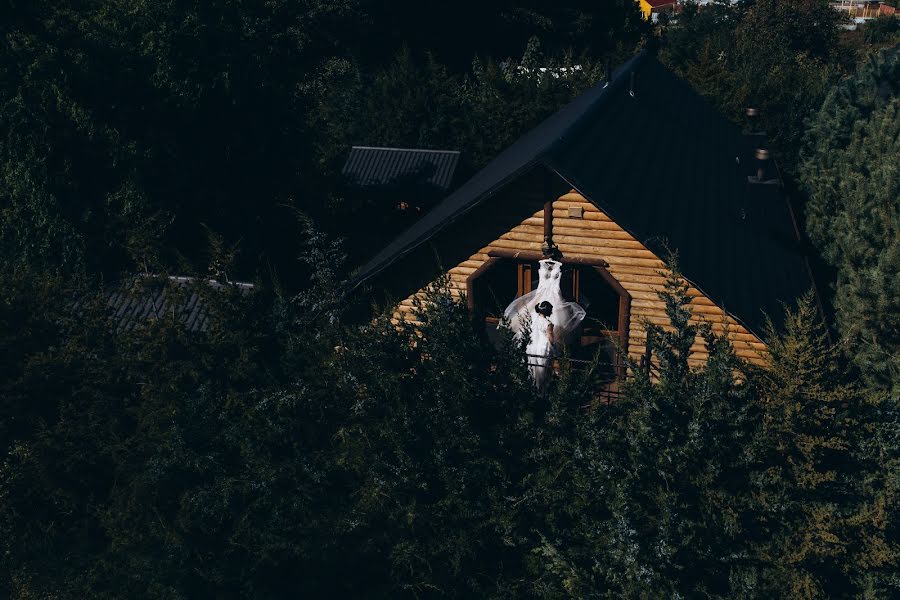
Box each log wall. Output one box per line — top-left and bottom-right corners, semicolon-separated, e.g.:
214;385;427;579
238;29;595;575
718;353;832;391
394;191;766;367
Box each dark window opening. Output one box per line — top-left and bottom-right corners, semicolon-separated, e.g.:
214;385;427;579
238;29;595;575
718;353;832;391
475;261;551;320
576;267;620;333
567;266;621;369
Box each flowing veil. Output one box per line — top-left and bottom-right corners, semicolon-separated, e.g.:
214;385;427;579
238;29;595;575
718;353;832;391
500;259;586;385
502;259;586;343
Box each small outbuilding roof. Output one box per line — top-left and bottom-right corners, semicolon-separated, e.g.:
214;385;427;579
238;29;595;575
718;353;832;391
351;52;818;339
106;275;254;332
342;146;461;193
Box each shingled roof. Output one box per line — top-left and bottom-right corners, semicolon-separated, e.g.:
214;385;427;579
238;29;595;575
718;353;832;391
351;52;817;338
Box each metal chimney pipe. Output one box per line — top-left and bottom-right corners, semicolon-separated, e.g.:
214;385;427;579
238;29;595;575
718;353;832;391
755;148;770;181
745;107;759;134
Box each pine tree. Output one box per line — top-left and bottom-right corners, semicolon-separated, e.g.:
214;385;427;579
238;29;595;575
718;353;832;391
528;266;757;598
748;294;897;598
681;41;739;115
801;46;900;395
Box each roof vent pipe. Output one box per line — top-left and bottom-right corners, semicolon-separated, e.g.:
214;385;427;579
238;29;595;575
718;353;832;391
745;107;759;133
755;148;770;181
629;71;636;97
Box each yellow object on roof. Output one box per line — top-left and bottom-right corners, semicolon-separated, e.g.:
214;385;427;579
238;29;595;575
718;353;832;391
638;0;677;20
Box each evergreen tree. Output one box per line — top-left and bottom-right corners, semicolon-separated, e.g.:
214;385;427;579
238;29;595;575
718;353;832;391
747;295;897;598
801;46;900;395
0;229;353;597
457;38;607;169
518;268;758;598
596;270;755;597
681;40;739;117
2;255;898;598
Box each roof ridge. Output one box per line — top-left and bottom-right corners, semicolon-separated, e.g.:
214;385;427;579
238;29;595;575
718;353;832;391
349;52;650;290
350;146;460;154
543;51;649;158
350;52;816;339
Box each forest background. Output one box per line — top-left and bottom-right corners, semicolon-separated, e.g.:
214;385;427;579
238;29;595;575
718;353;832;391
1;1;899;597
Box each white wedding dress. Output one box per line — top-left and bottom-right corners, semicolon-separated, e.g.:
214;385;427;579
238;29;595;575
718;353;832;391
501;259;586;387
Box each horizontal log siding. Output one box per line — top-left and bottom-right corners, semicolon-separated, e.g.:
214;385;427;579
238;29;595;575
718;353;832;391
394;191;766;366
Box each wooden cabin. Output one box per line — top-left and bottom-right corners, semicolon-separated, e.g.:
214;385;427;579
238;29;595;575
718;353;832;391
350;52;817;377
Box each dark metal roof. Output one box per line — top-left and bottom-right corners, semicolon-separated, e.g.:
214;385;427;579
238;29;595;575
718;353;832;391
342;146;461;192
350;52;817;339
106;276;254;332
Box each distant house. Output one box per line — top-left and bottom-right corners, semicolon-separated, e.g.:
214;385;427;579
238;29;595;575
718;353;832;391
831;0;893;24
510;65;585;80
638;0;677;21
351;52;819;383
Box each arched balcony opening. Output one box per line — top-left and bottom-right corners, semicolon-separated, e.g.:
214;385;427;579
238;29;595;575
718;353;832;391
466;249;631;381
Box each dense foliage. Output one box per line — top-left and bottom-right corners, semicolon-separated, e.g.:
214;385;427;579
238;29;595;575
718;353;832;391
801;46;900;395
661;0;846;172
2;262;896;598
2;1;898;598
0;0;645;280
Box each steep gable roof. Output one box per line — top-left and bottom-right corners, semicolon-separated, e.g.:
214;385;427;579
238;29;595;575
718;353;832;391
350;52;816;339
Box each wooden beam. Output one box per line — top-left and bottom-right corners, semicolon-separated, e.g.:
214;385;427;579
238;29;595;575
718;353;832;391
543;199;553;243
617;295;631;379
487;249;609;267
487;249;544;262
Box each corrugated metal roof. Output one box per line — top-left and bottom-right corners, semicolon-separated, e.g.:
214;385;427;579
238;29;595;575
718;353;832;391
105;276;254;332
349;52;818;339
342;146;461;192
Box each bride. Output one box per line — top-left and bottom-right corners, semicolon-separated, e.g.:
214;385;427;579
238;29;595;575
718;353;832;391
501;259;586;387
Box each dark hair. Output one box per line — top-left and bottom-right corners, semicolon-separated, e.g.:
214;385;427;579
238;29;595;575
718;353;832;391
535;301;553;317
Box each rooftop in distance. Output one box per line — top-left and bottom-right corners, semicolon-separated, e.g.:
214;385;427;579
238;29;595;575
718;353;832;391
342;146;461;193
